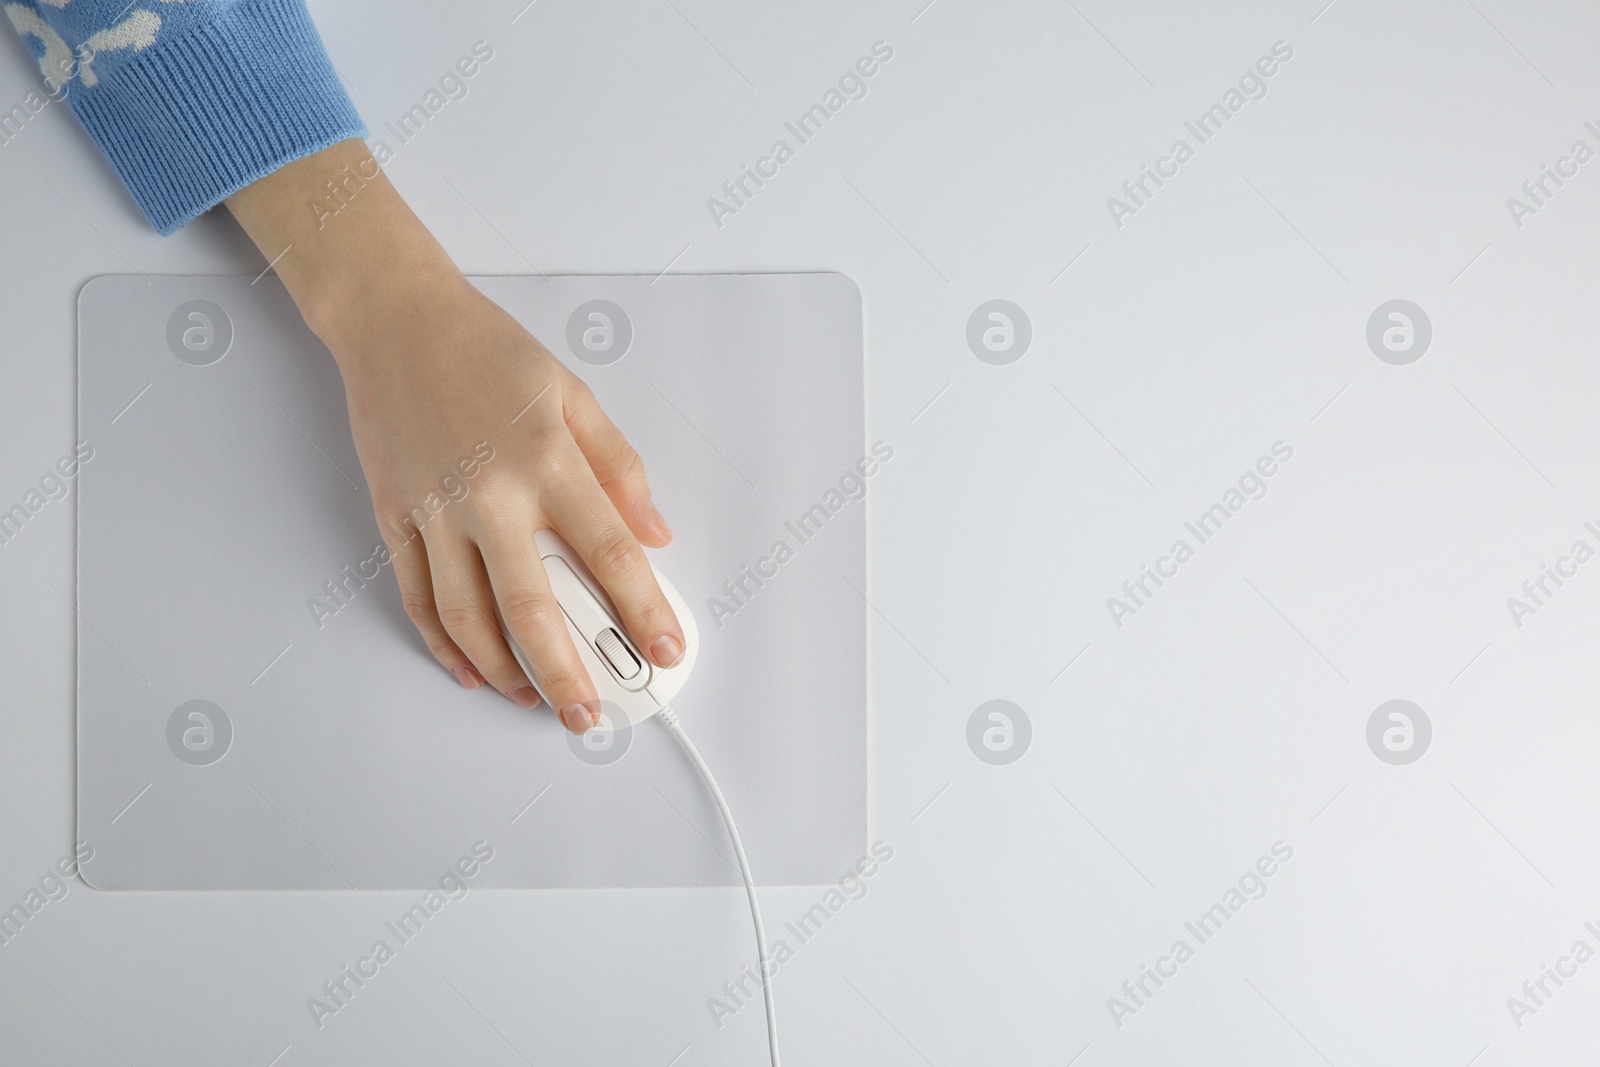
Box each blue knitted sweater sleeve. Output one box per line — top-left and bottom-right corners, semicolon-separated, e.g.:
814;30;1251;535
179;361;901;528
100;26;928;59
5;0;366;234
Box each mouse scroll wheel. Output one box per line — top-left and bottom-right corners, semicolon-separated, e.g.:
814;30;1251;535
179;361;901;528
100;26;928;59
595;628;642;680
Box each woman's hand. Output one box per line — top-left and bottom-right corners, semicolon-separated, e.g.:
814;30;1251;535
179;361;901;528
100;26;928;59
226;140;683;733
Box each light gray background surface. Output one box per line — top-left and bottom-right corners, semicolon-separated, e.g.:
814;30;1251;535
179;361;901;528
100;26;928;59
75;272;866;891
5;0;1600;1064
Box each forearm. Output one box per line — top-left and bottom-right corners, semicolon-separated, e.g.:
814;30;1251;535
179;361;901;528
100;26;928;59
7;0;365;234
224;138;465;359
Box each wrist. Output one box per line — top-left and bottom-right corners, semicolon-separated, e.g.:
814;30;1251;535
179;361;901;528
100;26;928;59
224;139;471;366
297;241;468;363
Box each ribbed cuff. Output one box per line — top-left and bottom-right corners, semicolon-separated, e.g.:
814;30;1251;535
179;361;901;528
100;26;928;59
69;0;367;235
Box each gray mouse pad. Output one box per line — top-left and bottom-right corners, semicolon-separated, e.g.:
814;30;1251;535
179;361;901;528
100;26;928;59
75;273;867;890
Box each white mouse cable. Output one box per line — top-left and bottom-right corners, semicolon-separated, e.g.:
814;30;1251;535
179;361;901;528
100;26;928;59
655;704;781;1067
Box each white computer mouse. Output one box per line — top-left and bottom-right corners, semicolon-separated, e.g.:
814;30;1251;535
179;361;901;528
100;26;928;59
501;529;698;729
504;535;777;1064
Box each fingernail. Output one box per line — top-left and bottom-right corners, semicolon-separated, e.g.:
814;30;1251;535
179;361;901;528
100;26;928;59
451;665;482;689
650;502;673;538
508;686;540;709
560;704;592;733
650;634;684;667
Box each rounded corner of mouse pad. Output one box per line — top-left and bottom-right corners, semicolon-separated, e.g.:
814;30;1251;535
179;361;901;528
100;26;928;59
76;274;867;891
